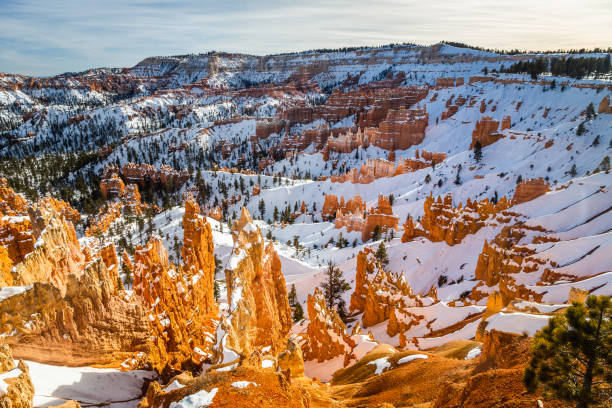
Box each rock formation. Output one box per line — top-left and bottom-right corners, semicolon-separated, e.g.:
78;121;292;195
11;202;86;294
470;116;510;148
302;287;355;364
512;178;549;204
215;207;292;365
132;200;218;374
598;95;612;114
321;194;366;221
367;107;429;151
402;194;511;246
473;224;547;305
330;151;445;184
362;195;398;241
139;366;311;408
0;257;149;366
0;345;34;408
100;172;125;200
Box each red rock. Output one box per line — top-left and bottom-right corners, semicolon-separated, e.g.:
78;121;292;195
470;116;505;148
367;107;428;151
512;178;549;204
402;194;511;246
216;207;292;364
597;95;612;114
302;287;355;363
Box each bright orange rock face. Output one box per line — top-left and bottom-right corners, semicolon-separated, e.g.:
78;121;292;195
181;199;217;316
0;345;34;408
321;194;366;221
11;203;86;295
36;196;81;225
0;257;149;367
367;107;429;151
472;223;548;305
470;116;509;148
598;95;612;114
350;249;424;341
402;194;511;246
86;182;154;237
0;178;28;216
361;195;398;241
100;173;125;200
512;178;549;204
303;287;354;363
140;366;311;408
331;150;445;185
218;207;292;363
132;201;218;374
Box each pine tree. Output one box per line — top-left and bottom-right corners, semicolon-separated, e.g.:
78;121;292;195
524;295;611;408
258;199;265;219
320;261;350;310
375;241;389;267
371;225;382;241
288;284;304;322
474;141;483;163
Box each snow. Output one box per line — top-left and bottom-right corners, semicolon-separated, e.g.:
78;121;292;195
27;361;156;407
0;368;23;396
484;312;552;336
397;354;428;364
0;286;31;302
231;381;258;389
261;359;275;368
169;388;218;408
163;380;185;392
465;347;482;360
368;357;391;375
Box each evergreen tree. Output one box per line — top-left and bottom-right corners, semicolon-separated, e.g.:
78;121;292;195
320;261;350;310
569;164;578;177
258;199;265;219
586;103;596;120
371;225;382;241
474;141;483;163
288;284;304;322
375;241;389;267
524;295;611;408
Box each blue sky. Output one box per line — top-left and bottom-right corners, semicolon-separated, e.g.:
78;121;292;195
1;0;610;76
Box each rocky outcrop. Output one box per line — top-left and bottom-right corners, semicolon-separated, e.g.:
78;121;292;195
11;203;85;294
0;179;28;216
470;116;510;148
321;194;366;221
0;258;149;366
277;338;305;377
367;107;428;151
350;248;424;334
0;345;34;408
139;366;311;408
181;199;216;314
215;207;292;364
133;233;218;374
402;194;511;246
302;287;355;363
473;224;547;304
598;95;612;114
86;182;153;237
99;173;125;200
330;151;445;184
362;195;398;241
434;329;549;408
512;178;549;204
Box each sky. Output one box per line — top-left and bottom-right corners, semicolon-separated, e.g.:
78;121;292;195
1;0;610;77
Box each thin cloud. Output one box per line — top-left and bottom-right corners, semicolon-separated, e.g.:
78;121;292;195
0;0;610;76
